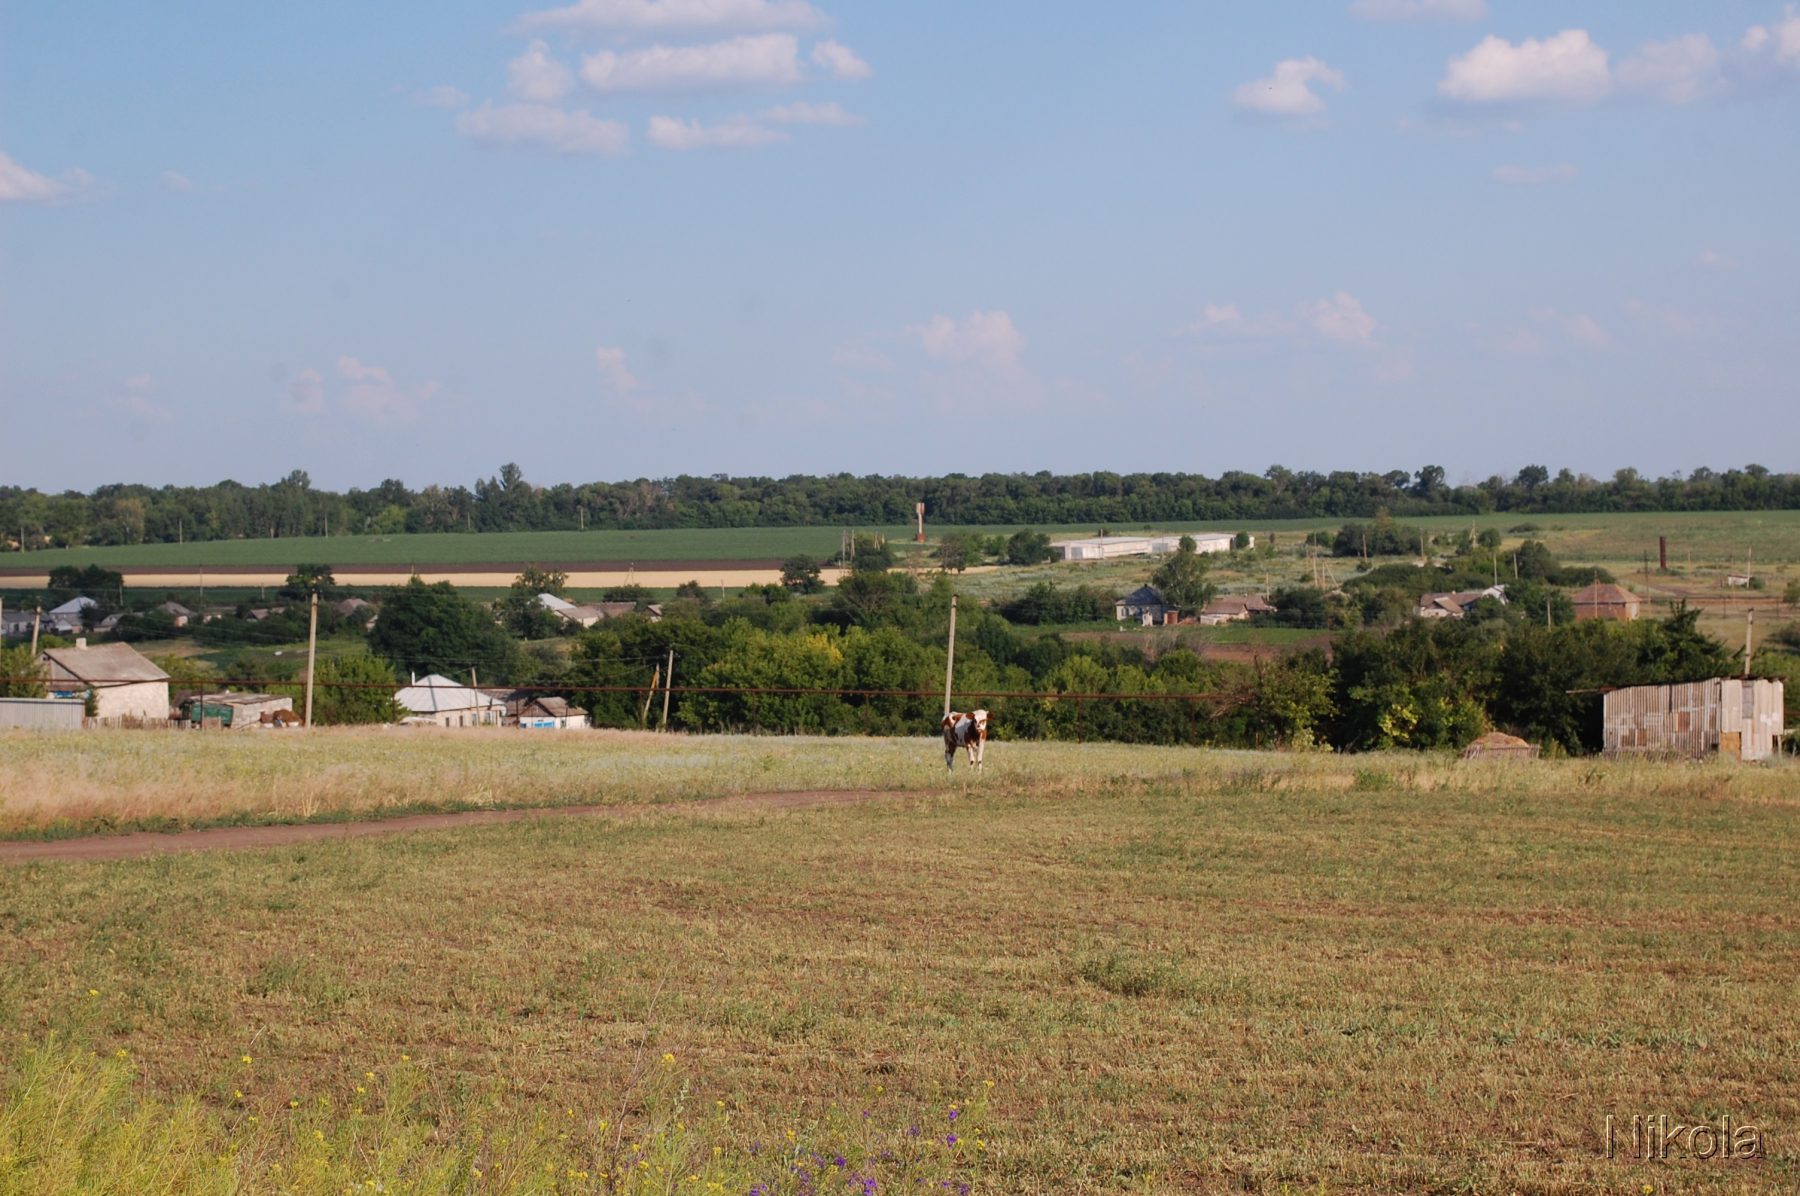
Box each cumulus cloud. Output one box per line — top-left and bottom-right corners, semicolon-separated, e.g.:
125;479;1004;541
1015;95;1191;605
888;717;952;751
1232;57;1346;117
1491;163;1578;185
910;311;1027;372
596;346;638;391
337;356;439;423
160;170;197;192
0;149;76;203
519;0;823;34
1349;0;1484;21
760;99;862;125
412;84;471;109
508;40;575;102
1743;5;1800;66
810;39;871;80
1526;307;1612;348
1617;33;1721;102
1439;30;1612;104
581;33;801;92
455;102;631;154
1304;292;1380;346
649;114;788;148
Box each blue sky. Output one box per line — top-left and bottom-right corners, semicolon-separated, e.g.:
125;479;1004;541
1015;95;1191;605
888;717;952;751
3;1;1797;491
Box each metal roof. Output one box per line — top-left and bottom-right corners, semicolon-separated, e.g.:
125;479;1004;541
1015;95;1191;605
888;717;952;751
39;642;170;685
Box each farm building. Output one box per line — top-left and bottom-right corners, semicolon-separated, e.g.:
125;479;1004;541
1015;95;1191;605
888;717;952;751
1052;532;1243;562
505;694;591;730
182;692;296;729
395;674;505;728
1571;582;1642;622
1602;678;1785;762
537;594;661;627
38;639;171;725
1199;595;1276;625
44;596;99;634
1416;586;1508;620
1114;585;1173;625
154;601;197;627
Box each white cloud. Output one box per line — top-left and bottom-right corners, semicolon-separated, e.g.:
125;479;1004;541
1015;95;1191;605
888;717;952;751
810;39;871;81
581;33;801;92
1180;303;1291;339
455;102;630;154
1232;57;1346;117
1491;163;1577;185
1350;0;1484;22
910;311;1026;372
1304;292;1380;346
508;40;574;102
519;0;823;35
1439;30;1612;104
596;346;638;391
160;170;197;192
760;100;862;125
412;84;471;109
647;114;788;148
285;369;326;416
337;356;438;423
0;149;74;203
1617;33;1720;103
1625;298;1707;337
1743;5;1800;66
1527;307;1611;348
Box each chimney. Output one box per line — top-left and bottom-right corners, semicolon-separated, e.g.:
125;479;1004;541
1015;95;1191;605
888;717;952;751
76;636;87;650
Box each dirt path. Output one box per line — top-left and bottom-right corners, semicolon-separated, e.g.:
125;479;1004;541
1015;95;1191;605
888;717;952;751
0;789;919;865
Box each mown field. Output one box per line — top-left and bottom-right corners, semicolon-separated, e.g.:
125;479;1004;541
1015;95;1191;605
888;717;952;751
2;731;1797;1193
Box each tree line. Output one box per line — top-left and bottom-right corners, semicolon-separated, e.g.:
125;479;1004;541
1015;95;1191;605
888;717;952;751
4;461;1798;548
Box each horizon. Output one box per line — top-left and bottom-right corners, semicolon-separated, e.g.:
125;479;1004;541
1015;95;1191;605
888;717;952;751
5;1;1798;490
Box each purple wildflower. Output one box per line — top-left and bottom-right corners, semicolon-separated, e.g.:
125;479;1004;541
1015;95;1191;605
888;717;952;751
948;1108;959;1122
945;1133;958;1147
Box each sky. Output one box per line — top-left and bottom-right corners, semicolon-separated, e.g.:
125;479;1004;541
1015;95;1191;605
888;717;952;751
3;1;1798;492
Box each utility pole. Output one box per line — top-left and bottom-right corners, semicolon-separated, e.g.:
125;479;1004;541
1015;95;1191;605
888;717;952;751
942;594;958;718
303;591;319;728
30;608;41;656
660;648;675;730
641;663;661;726
1744;609;1755;679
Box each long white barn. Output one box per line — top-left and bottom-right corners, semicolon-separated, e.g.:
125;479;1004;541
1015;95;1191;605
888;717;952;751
1050;532;1244;562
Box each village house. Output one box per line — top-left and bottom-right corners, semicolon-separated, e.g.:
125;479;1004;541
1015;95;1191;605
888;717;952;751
537;593;661;628
485;691;591;729
44;596;99;634
394;673;505;728
1415;586;1508;620
154;600;197;627
39;639;171;725
1114;585;1173;625
1571;582;1642;621
1198;595;1276;626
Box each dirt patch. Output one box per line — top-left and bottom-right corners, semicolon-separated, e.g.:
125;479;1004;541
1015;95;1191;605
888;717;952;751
0;789;923;865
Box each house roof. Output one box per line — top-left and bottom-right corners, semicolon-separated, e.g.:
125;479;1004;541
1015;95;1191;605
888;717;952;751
48;596;98;617
156;601;196;617
1205;595;1275;615
537;593;578;614
1570;583;1640;605
1118;585;1166;605
40;641;170;685
394;674;504;714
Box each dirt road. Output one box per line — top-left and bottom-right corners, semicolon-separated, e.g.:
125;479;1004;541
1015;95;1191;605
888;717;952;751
0;788;917;865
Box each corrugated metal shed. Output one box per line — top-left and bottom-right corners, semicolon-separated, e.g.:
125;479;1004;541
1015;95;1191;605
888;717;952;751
1602;678;1785;762
0;697;85;731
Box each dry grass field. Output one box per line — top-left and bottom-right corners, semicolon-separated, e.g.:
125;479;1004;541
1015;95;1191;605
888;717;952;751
2;732;1798;1193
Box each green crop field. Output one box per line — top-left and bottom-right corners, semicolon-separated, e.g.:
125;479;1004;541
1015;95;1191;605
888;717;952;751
2;731;1797;1193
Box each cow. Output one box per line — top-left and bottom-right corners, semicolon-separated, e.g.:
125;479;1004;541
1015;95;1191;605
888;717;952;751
942;709;989;771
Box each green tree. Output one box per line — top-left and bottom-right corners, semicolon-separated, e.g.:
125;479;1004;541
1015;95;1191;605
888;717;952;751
779;554;825;594
309;653;403;725
1149;536;1217;617
368;579;518;682
1003;529;1053;566
935;533;973;573
279;564;338;601
0;645;46;698
496;567;568;639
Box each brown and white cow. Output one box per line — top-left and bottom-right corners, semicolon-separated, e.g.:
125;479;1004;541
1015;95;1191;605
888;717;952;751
941;709;989;771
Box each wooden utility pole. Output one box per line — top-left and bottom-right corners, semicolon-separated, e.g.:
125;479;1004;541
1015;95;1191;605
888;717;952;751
641;664;661;726
942;594;958;718
303;592;319;728
660;648;675;730
1744;609;1755;678
30;608;41;656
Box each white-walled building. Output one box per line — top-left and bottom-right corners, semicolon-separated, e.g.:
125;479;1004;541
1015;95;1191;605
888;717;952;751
395;674;506;728
1051;532;1245;562
40;640;171;725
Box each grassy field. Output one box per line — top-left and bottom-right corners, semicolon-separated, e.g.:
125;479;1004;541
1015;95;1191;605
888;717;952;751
2;732;1798;1192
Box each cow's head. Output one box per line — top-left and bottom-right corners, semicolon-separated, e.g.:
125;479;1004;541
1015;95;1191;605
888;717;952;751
970;709;989;737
